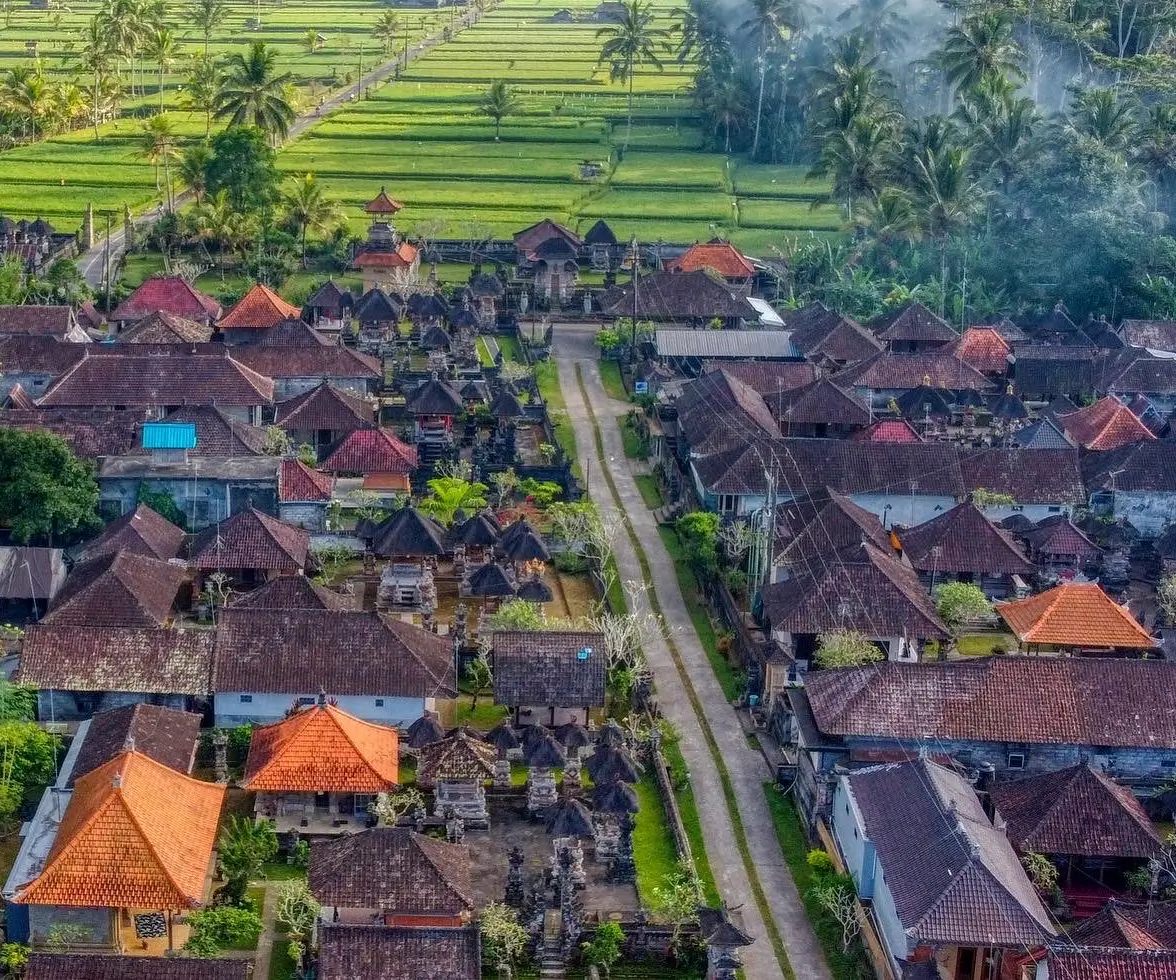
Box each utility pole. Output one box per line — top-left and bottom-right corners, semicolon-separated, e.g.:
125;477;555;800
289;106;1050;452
102;212;112;313
629;233;638;368
357;43;364;99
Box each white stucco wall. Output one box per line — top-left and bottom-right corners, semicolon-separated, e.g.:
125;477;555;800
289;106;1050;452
214;692;430;728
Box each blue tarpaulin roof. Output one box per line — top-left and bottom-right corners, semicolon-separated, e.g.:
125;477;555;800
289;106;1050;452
142;422;197;450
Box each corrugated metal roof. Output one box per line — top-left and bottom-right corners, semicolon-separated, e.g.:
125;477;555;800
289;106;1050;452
655;328;798;359
142;422;197;450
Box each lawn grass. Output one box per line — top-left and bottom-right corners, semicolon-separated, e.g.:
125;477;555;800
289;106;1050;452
261;861;309;882
268;922;298;980
656;526;742;702
633;773;682;907
230;886;266;951
454;693;510;729
619;416;648;460
533;359;578;465
955;632;1016;657
763;784;873;980
661;737;719;906
599;359;628;401
634;474;664;510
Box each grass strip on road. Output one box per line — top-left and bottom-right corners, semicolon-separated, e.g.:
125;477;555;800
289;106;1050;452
599;359;628;401
634;474;663;510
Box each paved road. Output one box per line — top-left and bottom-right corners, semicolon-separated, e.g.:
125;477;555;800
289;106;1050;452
552;322;832;980
79;6;485;289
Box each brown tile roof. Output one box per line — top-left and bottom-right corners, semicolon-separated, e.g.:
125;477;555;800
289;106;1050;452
1067;900;1176;949
0;407;142;458
275;382;376;432
118;311;212;344
786;306;883;363
837;350;991;391
675;370;779;456
992;764;1161;859
952;326;1011;374
0;305;75;338
218;283;302;331
1060;397;1155;450
279;458;334;502
213;608;456;698
514;217;580;254
232;345;380;381
14;749;224;909
844;758;1054;947
998;583;1154;649
150;405;268;456
228;574;353;610
898;501;1034;576
244;702;399;792
1120;319;1176;352
870;302;959;345
5;383;35;408
774;491;892;568
25;955;249;980
700;360;818;393
772;378;871;428
19;625;214;695
1046;949;1176;980
417;730;496;785
309;828;473;913
188;507;309;571
959;447;1086;505
0;334;87;375
69;704;201;787
599;270;748;319
42;551;185;628
760;541;948;639
1084;441;1176;492
318;924;480;980
492;630;606;707
322;428;418;475
668;242;755;279
81;504;185;561
0;546;65;600
1024;517;1102;559
39;350;274;408
111;276;222;323
804;656;1176;747
253;317;333;347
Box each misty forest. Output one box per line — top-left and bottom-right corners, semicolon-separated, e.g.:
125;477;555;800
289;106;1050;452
682;0;1176;320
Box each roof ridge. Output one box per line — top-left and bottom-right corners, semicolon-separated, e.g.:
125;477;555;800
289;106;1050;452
321;704;397;780
1023;585;1071;643
410;831;476;907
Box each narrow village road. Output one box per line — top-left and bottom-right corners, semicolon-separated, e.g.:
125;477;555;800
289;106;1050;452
553;323;832;980
78;5;485;289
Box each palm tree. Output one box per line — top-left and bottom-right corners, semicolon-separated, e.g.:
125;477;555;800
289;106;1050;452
303;29;323;54
910;143;981;312
373;10;401;54
478;79;518;139
707;76;748;153
809;114;896;223
1137;103;1176;215
178;142;212;202
1;67;52;140
836;0;909;56
974;95;1039;194
740;0;795;159
186;0;229;56
596;0;670;155
936;12;1024;96
138;112;178;209
282;173;342;266
861;187;918;245
143;26;179;111
214;41;295;142
99;0;147;97
1069;87;1137;153
77;15;113;140
183;55;221;137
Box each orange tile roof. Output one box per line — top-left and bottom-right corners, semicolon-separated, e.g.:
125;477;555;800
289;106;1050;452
669;242;755;279
365;187;403;214
15;751;224;909
997;582;1155;649
243;702;399;793
1060;397;1155;451
953;327;1010;374
218;284;302;331
353;242;419;269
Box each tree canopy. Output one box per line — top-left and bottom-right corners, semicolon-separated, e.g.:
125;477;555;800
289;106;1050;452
0;429;98;544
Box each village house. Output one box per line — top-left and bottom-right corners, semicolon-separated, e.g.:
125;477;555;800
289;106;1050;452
492;630;606;727
958;447;1086;523
109;276;222;332
1021;515;1103;575
277;458;335;531
322;428;419;496
211;607;456;727
226;573;352;612
0;305;90;343
1058;396;1155;451
783;304;883;367
951;326;1012;378
0;335;88;397
243;697;398;833
117;310;212;344
23;955;249;978
317;924;481;980
352;189;420;292
667;241;756;291
869;301;959;353
995;581;1156;656
836;349;990;409
275;381;377;453
187;506;310;590
215;282;303;344
232;340;382;400
0;546;66;624
1084;441;1176;535
79;503;185;563
304;279;354;333
39;550;186;629
601;269;751;329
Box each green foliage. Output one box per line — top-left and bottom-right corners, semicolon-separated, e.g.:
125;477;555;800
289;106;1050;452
0;722;58;819
479;902;529;969
0;678;36;723
184;905;264;957
674;511;720;576
478;79;520;139
418;477;489;526
596;327;622;354
136;483;187;532
970;488;1016;510
806;849;836;876
0;429;98;544
581;921;625;975
934;582;993;632
205;126;280;212
485;597;547;632
1022;851;1060;893
463;652;494;708
518;477;563;507
274;879;319;940
217;817;278;904
1159;574;1176;626
814;631;884;670
0;943;28;974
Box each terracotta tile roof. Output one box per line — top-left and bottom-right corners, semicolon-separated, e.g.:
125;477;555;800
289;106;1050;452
322;428;418;475
39;350;274;408
318;924;480;980
492;631;606;707
149;405;268;456
997;583;1154;649
0;334;87;375
14;750;224;909
118;311;212;344
309;828;473;913
81;504;185;561
669;242;755;279
42;551;185;628
870;302;959;345
275;382;376;432
418;730;496;785
952;326;1011;374
992;764;1161;859
760;541;949;639
228;574;352;610
25;955;249;979
19;625;214;695
0;407;142;458
771;378;871;428
111;276;222;323
188;507;309;571
244;702;398;792
514;218;581;254
846;758;1053;947
0;305;75;338
700;360;818;393
232;345;380;381
853;419;923;443
1024;517;1102;559
803;656;1176;747
213;608;457;698
218;284;302;331
837;350;991;391
1068;900;1176;949
279;458;334;502
354;242;419;269
69;704;201;787
1060;397;1156;450
365;187;403;214
898;501;1034;576
959;447;1086;505
1046;949;1176;980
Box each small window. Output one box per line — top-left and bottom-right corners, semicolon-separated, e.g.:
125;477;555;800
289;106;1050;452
1163;760;1176;769
297;696;315;706
1048;506;1061;513
1008;752;1026;770
375;698;385;707
239;695;253;704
